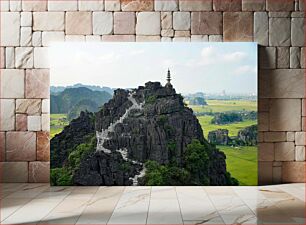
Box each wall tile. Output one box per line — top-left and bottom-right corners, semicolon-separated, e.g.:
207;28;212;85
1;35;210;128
5;47;14;69
191;12;222;35
15;47;33;68
291;18;304;47
16;114;27;131
223;12;253;41
264;132;286;142
191;35;209;42
78;0;104;11
42;99;50;114
254;12;268;46
275;142;295;161
290;47;301;69
41;114;50;131
105;0;120;11
29;161;50;183
66;12;92;35
258;162;273;185
16;99;41;115
179;0;212;11
37;131;50;161
6;131;36;161
0;48;4;69
295;146;305;161
269;18;291;47
42;32;65;47
114;12;135;35
25;69;50;99
1;12;20;46
93;12;113;35
155;0;178;11
242;0;265;11
258;143;274;161
208;35;223;42
27;115;41;131
33;47;49;68
22;0;47;11
121;0;153;11
101;35;135;42
0;132;5;161
0;99;15;131
33;12;65;31
276;47;289;68
0;0;9;11
21;12;32;27
32;31;42;47
270;99;301;132
161;12;172;29
282;162;305;182
48;0;78;11
295;132;305;146
136;36;161;42
259;47;276;69
259;69;304;98
213;0;242;11
286;132;295;142
0;69;24;98
173;12;190;31
136;12;160;35
20;27;32;47
85;35;101;42
266;0;294;11
0;162;28;182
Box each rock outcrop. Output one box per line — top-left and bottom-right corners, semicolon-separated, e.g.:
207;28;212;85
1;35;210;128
73;82;231;185
208;129;230;145
237;125;257;146
50;111;95;168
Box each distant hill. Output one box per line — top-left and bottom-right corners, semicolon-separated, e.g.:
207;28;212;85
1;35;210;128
51;83;114;95
51;87;112;120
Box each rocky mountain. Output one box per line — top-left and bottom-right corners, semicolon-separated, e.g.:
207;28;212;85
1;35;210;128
51;83;114;95
51;81;237;186
51;87;112;120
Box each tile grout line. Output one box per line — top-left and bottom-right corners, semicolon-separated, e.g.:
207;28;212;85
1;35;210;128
37;186;76;223
174;186;185;225
106;186;126;225
201;186;226;225
75;186;101;224
1;184;51;223
145;186;152;225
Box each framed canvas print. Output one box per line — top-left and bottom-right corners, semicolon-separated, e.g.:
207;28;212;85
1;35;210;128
50;43;258;186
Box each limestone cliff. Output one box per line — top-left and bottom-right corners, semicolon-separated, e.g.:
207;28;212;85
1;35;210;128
72;82;233;185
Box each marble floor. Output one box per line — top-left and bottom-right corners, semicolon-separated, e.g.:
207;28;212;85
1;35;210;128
0;183;305;224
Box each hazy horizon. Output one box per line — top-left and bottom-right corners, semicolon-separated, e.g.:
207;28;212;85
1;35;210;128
50;42;258;95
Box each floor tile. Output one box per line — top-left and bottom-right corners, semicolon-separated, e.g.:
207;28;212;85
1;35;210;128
108;186;150;224
77;186;124;224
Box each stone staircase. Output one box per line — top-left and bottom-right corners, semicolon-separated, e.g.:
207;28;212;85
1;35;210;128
96;92;146;185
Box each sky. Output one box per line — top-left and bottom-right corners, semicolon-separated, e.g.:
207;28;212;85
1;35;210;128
49;42;257;95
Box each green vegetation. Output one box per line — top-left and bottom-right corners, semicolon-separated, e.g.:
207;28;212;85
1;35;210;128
50;168;73;186
50;134;96;186
198;115;257;138
145;95;157;104
211;112;243;125
144;139;238;186
190;99;258;186
51;87;112;120
190;100;257;113
219;145;258;185
50;114;69;138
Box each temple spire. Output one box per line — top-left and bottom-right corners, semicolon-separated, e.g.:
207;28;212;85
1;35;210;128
167;68;171;84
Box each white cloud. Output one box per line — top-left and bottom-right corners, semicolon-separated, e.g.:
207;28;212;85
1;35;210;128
98;52;121;64
130;49;145;56
223;51;247;62
233;65;257;75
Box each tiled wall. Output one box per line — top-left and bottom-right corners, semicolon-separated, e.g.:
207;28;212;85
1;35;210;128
0;0;305;184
